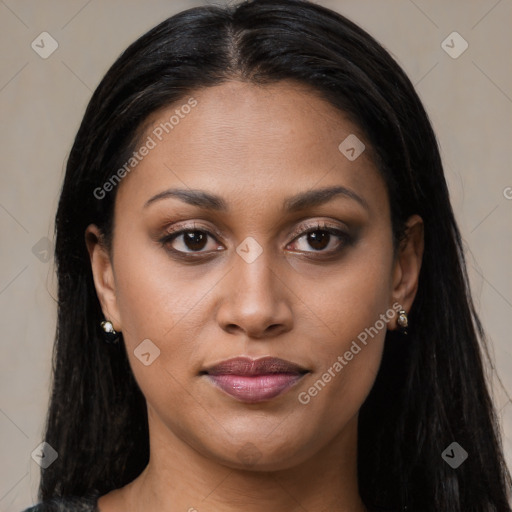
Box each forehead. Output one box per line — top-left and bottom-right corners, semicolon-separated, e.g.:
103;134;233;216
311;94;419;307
142;80;368;163
115;80;385;214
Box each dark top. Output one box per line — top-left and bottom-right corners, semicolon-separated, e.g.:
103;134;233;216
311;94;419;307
22;490;100;512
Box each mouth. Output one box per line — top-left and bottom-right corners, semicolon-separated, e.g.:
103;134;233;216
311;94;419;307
201;356;309;404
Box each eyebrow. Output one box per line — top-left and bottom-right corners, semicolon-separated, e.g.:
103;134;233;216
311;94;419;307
144;185;368;212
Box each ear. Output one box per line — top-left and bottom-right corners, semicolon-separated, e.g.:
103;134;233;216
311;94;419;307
389;214;424;329
85;224;122;332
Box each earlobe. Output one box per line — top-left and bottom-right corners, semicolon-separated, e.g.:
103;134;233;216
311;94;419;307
85;224;122;332
390;214;424;329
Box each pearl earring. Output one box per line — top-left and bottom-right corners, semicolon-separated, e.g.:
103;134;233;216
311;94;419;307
100;320;120;344
397;310;408;334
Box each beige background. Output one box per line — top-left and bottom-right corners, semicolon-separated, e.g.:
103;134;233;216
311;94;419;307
0;0;511;510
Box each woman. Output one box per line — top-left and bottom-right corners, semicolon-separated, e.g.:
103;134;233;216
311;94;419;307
24;0;511;510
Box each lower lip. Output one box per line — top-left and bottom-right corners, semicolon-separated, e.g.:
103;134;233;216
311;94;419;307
206;373;304;403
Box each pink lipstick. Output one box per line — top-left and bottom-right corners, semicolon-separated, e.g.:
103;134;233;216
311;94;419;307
202;356;308;403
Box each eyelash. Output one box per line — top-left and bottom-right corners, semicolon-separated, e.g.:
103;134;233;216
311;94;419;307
159;221;350;260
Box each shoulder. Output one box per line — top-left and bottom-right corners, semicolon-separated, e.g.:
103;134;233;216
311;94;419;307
21;490;100;512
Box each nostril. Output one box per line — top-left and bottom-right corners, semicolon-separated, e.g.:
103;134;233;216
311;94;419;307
267;324;283;334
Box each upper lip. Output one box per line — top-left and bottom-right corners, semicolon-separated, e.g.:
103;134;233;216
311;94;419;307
202;356;309;376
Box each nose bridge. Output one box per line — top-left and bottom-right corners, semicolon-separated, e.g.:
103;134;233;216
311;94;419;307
232;247;279;309
216;245;293;337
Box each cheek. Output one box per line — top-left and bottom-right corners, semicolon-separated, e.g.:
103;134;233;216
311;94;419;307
110;237;219;398
112;233;214;342
296;296;389;440
294;234;394;419
293;231;394;340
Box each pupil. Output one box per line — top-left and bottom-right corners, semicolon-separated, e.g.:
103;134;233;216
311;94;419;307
308;230;329;250
185;231;207;250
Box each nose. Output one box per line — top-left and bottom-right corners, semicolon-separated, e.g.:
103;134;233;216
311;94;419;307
215;251;293;340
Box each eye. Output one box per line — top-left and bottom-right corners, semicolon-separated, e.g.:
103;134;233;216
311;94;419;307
159;221;350;258
161;228;223;254
287;223;349;254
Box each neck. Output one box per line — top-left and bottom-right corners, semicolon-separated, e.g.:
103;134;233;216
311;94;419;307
114;410;366;512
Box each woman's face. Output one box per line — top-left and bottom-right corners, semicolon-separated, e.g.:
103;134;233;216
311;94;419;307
88;80;422;471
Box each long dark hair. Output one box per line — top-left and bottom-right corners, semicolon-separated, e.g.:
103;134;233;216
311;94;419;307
42;1;511;510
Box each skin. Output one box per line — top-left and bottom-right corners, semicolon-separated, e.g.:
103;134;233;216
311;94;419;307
86;80;424;512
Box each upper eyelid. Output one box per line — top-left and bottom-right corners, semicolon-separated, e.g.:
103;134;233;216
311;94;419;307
289;220;346;236
164;221;224;241
163;220;346;239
